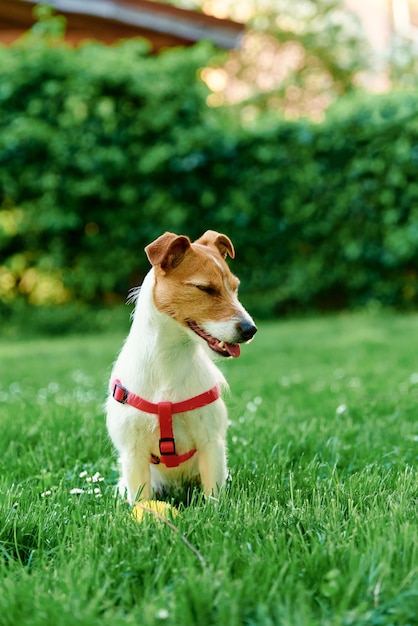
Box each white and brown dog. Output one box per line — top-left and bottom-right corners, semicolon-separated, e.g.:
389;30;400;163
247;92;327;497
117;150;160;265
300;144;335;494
106;230;257;503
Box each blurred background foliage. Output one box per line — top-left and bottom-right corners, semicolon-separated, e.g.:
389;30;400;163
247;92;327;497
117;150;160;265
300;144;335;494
190;0;372;119
1;2;418;333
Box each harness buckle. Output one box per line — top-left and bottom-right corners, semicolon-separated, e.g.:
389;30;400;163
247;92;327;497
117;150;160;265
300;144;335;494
113;382;129;404
159;437;176;456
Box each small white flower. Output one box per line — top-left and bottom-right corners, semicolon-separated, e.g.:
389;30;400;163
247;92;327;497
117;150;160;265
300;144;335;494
156;608;169;620
70;488;84;495
336;404;348;416
41;490;52;498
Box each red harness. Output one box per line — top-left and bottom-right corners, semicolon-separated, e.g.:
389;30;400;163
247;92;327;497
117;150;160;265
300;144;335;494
111;379;220;468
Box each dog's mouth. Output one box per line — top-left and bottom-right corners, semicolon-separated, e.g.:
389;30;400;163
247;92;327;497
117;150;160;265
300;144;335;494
187;321;241;358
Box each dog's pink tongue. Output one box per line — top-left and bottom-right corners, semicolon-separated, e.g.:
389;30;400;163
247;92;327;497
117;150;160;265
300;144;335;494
226;343;241;358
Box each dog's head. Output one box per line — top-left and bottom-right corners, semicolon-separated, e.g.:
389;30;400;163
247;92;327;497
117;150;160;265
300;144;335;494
145;230;257;358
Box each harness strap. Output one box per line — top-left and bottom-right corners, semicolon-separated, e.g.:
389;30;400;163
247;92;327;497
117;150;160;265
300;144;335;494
111;379;220;468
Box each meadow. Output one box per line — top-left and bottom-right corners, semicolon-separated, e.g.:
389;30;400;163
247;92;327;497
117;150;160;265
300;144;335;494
0;311;417;625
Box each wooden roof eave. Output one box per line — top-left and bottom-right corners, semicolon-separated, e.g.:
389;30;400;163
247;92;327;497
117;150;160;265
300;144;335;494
17;0;245;48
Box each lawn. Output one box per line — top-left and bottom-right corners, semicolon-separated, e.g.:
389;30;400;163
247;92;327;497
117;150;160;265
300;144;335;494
0;312;417;626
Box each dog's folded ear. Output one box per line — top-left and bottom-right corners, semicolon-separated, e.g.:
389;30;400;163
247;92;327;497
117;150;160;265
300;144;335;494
195;230;235;260
145;232;191;271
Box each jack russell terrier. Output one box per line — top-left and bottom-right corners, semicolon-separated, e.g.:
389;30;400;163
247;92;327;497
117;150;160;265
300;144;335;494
106;230;257;503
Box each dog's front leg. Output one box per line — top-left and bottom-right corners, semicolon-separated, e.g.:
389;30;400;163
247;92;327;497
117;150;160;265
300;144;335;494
198;441;227;498
120;451;151;504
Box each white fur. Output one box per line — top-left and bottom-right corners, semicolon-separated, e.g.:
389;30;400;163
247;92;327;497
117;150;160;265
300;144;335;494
203;311;252;345
106;268;229;503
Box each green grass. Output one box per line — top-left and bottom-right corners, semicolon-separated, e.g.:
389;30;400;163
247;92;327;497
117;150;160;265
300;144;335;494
1;312;417;626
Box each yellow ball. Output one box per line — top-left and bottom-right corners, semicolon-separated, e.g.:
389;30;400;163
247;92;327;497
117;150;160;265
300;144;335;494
132;500;179;523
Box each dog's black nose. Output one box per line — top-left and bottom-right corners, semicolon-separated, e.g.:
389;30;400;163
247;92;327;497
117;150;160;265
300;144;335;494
237;320;257;342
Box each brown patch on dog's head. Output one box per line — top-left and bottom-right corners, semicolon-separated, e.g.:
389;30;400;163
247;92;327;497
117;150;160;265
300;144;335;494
144;230;240;325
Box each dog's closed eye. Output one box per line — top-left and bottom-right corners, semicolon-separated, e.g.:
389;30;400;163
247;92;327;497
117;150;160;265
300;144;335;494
195;285;218;296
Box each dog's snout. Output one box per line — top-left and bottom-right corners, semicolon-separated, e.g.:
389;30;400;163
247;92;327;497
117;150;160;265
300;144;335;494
236;319;257;342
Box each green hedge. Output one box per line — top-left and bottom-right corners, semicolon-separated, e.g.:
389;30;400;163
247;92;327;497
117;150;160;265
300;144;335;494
1;34;418;318
0;36;216;305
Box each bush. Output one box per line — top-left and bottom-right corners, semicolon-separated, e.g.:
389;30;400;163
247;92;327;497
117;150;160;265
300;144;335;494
0;33;215;305
1;28;418;320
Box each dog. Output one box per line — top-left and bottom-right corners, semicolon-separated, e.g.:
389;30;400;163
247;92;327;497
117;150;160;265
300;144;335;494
106;230;257;504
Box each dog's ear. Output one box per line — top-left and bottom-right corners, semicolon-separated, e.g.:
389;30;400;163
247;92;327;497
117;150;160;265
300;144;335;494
145;232;191;271
195;230;235;260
